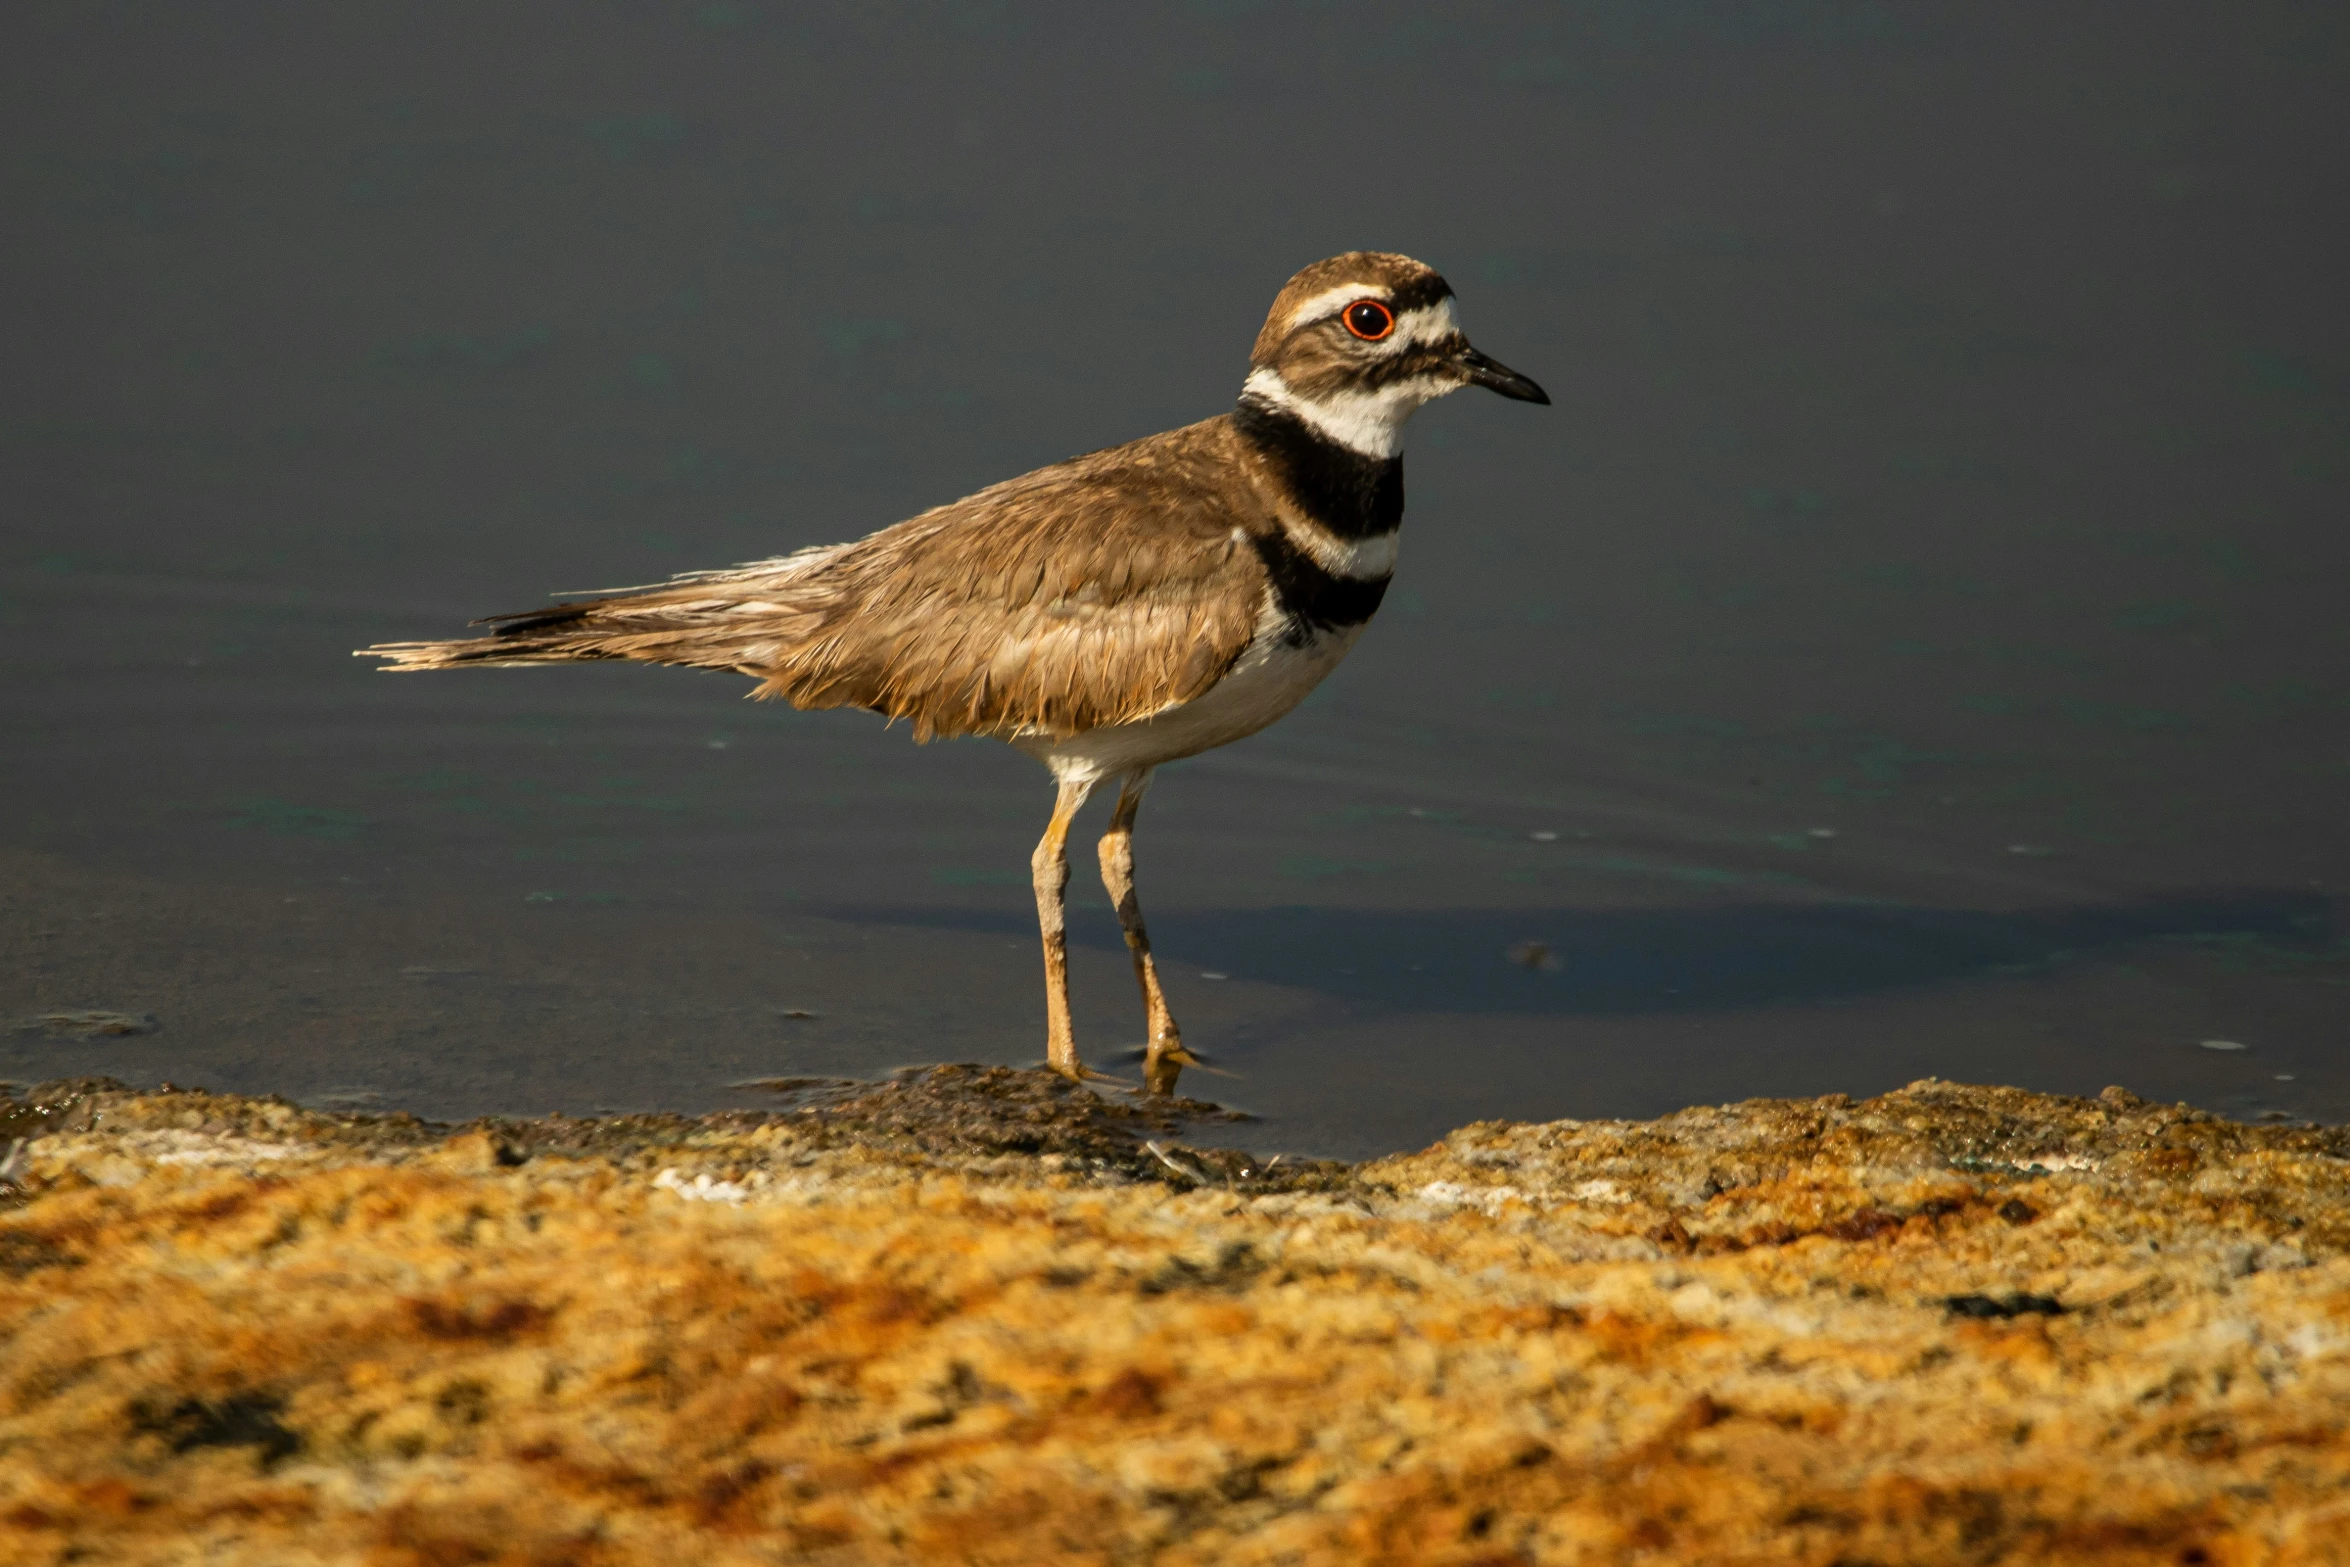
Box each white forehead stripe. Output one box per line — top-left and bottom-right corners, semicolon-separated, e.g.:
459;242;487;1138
1242;367;1454;459
1394;297;1461;347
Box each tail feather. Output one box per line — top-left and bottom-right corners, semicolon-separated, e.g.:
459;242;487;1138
356;547;847;676
472;603;599;637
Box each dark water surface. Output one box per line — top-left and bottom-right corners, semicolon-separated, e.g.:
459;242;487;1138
5;4;2346;1160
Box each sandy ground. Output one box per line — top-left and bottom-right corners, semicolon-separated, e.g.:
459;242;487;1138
2;1068;2346;1565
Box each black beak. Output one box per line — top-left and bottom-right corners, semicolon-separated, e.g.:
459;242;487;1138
1458;345;1550;405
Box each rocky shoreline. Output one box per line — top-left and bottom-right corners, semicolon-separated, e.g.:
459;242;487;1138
3;1068;2346;1564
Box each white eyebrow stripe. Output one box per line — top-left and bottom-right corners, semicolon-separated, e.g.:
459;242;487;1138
1284;289;1462;352
1283;282;1389;331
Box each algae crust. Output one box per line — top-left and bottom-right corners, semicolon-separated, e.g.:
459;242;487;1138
2;1070;2345;1564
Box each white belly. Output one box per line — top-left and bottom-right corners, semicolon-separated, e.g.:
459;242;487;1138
1014;621;1367;786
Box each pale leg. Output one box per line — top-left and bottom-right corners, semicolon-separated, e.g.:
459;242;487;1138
1097;769;1198;1096
1032;776;1096;1079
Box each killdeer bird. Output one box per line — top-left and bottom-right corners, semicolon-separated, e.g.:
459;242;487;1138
361;251;1547;1095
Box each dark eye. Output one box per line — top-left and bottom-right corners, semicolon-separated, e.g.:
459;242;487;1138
1343;299;1396;341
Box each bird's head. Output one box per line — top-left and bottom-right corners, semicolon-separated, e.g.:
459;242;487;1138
1241;251;1548;459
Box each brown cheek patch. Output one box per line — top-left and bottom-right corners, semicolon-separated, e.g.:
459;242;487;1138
1271;328;1379;402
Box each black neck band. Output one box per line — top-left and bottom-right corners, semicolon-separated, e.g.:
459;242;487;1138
1245;528;1391;642
1233;396;1405;541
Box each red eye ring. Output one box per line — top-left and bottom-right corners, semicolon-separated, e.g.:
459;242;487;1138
1342;299;1396;341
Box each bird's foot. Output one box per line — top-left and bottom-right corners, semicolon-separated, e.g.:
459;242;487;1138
1044;1053;1136;1090
1141;1037;1201;1097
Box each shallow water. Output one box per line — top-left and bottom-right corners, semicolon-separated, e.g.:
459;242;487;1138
4;4;2346;1159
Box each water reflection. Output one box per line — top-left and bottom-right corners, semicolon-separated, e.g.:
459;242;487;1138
834;889;2332;1018
2;3;2344;1156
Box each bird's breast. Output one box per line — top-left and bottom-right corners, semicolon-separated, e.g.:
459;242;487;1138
1014;594;1371;784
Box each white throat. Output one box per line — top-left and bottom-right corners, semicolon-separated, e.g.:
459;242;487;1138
1240;367;1451;460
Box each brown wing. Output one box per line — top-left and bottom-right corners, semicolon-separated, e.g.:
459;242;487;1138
752;416;1270;739
359;416;1274;742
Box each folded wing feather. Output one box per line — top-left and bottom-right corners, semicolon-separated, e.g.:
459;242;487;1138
358;417;1272;741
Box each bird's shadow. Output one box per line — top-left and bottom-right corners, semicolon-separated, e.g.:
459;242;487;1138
811;888;2334;1016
